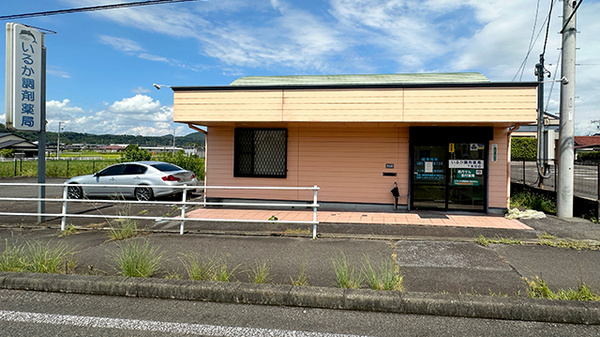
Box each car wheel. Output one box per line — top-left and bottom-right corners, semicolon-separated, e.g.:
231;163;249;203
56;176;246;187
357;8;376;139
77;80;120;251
134;186;153;201
67;185;83;199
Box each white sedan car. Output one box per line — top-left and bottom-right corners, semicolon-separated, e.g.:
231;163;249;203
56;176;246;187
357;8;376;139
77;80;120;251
65;161;198;201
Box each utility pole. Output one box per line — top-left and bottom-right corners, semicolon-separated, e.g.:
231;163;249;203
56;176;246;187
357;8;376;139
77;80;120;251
557;0;577;218
56;121;64;159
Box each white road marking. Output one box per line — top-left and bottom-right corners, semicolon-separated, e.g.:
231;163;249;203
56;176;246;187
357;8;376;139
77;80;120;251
0;310;370;337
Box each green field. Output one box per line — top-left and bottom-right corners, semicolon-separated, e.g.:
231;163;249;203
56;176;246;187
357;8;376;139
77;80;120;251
2;150;205;180
0;159;118;178
58;151;121;159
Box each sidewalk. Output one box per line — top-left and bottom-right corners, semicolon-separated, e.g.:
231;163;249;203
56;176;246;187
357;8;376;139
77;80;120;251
186;207;533;230
1;211;600;324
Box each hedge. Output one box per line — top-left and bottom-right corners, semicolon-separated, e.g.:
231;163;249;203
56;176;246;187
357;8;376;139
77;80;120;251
511;137;537;161
577;151;600;162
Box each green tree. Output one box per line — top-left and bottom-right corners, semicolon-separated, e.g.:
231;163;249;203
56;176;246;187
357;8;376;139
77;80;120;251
155;150;205;181
0;149;14;158
120;145;152;162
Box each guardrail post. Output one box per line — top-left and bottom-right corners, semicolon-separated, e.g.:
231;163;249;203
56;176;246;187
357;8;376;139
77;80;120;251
61;184;68;231
312;185;318;239
180;185;187;235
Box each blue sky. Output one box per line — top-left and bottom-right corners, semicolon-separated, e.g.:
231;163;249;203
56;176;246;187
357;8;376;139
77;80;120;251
2;0;599;136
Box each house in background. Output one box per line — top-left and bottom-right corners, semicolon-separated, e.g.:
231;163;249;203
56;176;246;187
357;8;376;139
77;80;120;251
0;133;37;158
172;73;537;213
575;136;600;159
96;145;127;153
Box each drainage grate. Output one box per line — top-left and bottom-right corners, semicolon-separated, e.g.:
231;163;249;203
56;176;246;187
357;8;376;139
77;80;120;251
417;213;449;219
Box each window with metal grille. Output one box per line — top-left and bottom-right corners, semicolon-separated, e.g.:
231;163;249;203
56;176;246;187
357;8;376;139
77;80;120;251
234;128;287;178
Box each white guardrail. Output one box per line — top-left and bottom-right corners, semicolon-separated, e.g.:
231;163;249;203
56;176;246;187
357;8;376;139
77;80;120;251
0;183;321;239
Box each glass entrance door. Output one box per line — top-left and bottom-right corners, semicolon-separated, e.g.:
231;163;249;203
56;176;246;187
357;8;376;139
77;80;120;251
411;143;487;212
447;143;486;211
412;145;447;210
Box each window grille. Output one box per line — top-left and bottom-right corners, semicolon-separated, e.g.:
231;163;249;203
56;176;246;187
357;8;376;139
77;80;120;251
234;128;287;178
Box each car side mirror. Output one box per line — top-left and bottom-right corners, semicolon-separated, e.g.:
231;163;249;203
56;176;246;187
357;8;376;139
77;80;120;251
93;172;100;177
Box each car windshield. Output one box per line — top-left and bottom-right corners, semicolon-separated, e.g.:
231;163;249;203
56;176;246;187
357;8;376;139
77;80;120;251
151;163;183;172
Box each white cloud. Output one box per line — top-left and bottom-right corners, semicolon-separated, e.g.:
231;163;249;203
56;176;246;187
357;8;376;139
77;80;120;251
99;35;168;62
47;66;72;79
45;95;187;136
98;34;197;71
98;35;145;53
132;86;152;94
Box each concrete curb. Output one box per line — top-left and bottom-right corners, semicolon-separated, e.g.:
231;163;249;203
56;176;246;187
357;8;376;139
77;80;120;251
1;272;599;325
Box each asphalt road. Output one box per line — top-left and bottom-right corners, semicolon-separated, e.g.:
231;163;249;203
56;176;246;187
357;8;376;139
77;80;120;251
511;162;599;199
1;289;598;337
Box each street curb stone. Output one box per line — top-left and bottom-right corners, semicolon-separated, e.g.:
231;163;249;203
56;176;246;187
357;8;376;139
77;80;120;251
1;272;599;325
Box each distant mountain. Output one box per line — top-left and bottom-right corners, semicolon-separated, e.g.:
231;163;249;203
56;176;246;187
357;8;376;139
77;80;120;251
0;123;205;147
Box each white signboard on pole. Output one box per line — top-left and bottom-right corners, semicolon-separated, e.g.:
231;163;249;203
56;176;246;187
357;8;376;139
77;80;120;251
5;23;43;132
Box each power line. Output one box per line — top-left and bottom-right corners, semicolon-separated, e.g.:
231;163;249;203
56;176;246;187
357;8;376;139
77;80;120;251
0;0;199;20
545;53;561;112
560;0;583;33
513;0;557;81
541;0;556;57
518;0;541;81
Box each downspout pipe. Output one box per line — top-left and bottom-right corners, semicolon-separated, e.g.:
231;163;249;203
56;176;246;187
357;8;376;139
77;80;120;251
187;123;207;135
507;124;521;209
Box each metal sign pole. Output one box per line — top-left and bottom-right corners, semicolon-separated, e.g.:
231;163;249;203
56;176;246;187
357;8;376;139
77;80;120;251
37;43;46;223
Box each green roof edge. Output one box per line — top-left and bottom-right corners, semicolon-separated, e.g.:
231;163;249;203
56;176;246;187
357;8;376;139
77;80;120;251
229;72;490;86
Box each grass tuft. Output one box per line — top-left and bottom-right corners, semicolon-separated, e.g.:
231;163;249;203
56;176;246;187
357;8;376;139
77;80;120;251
59;224;78;237
183;255;238;282
108;204;139;240
539;239;593;250
247;261;271;284
332;252;363;289
527;276;600;301
0;239;75;274
213;263;237;282
538;232;556;240
108;219;139;240
0;240;27;272
362;256;403;291
291;259;309;286
476;235;522;246
476;235;490;246
112;240;163;278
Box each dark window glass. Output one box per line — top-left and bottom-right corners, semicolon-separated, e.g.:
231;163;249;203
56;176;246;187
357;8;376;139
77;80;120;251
123;164;147;175
99;164;125;176
151;163;183;172
234;128;287;178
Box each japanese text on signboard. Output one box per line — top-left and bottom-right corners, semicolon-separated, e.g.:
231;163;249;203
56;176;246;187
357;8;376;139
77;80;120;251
6;23;43;132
